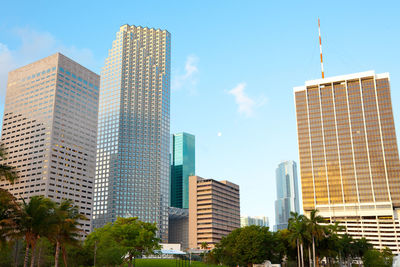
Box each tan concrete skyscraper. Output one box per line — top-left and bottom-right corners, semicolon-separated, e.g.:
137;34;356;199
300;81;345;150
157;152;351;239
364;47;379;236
294;71;400;252
188;176;240;249
0;53;99;235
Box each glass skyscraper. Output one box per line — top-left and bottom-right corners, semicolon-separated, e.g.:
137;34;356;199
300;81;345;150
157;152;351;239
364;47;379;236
274;160;300;231
93;25;171;241
170;132;195;209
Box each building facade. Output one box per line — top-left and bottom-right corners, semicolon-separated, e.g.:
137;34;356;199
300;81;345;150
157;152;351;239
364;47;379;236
294;71;400;253
240;216;269;228
168;207;189;250
274;160;300;231
93;25;171;241
188;176;240;249
170;132;195;209
0;53;99;235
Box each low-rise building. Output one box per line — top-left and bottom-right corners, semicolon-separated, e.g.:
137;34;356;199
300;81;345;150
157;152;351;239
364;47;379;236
188;176;240;249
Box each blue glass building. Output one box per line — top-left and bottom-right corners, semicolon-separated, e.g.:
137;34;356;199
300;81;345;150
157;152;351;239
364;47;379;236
170;132;195;209
93;25;171;241
274;160;300;231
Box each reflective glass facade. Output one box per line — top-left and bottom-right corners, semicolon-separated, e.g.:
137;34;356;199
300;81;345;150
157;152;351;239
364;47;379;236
274;160;299;231
170;132;195;209
93;25;171;241
294;71;400;252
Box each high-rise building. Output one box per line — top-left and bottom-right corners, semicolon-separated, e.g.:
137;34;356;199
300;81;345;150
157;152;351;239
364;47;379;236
93;25;171;241
240;216;269;228
170;132;195;209
274;160;300;231
188;176;240;249
0;53;99;235
294;70;400;252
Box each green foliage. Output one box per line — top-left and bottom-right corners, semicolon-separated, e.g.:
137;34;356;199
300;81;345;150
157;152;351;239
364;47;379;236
85;217;161;267
0;144;18;184
85;223;125;266
363;248;393;267
210;225;283;266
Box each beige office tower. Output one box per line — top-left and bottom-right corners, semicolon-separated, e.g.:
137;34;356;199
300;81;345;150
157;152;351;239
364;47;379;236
188;176;240;249
0;53;99;235
294;71;400;252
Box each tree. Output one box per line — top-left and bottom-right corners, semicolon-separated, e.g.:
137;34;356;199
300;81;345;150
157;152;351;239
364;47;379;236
0;189;20;247
112;217;161;267
305;209;325;267
85;217;161;267
200;242;209;250
288;212;308;267
48;199;86;267
0;144;18;184
17;196;55;267
363;248;393;267
211;226;283;267
85;224;125;267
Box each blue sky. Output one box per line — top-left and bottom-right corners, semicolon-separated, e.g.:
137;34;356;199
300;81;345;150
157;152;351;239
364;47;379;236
1;0;400;226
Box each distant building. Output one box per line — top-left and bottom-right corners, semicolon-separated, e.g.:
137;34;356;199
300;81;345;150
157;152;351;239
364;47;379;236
294;71;400;253
240;216;269;228
168;207;189;250
188;176;240;249
170;132;195;209
0;53;100;235
274;161;300;231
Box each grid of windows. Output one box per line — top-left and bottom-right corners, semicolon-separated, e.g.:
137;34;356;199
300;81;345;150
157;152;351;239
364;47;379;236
93;25;171;241
294;71;400;252
0;53;99;236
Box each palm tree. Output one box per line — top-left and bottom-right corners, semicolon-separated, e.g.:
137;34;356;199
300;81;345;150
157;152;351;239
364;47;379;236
17;196;55;267
200;242;209;250
288;212;308;267
306;209;325;267
0;144;18;184
48;199;86;267
0;189;20;246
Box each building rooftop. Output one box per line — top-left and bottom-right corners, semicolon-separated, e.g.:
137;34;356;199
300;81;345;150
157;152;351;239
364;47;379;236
293;70;390;92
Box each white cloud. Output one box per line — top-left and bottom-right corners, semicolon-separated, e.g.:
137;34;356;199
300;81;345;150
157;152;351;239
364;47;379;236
228;82;267;117
172;55;199;92
0;27;97;99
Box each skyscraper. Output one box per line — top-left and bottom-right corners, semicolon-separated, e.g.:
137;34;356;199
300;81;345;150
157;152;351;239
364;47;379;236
93;25;171;241
274;160;299;231
294;71;400;252
170;132;195;209
0;53;99;235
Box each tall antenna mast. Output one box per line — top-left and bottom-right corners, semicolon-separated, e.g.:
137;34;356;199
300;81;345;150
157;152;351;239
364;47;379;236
318;17;325;79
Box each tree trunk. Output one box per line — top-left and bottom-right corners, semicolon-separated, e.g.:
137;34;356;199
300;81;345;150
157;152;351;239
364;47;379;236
297;239;301;267
14;239;19;267
30;242;37;267
128;255;133;267
312;236;316;267
61;246;68;267
300;242;304;267
54;240;60;267
23;243;30;267
37;244;42;267
308;246;312;267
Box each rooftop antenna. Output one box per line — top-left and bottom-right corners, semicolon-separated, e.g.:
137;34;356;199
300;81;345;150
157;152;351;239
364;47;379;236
318;17;325;79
